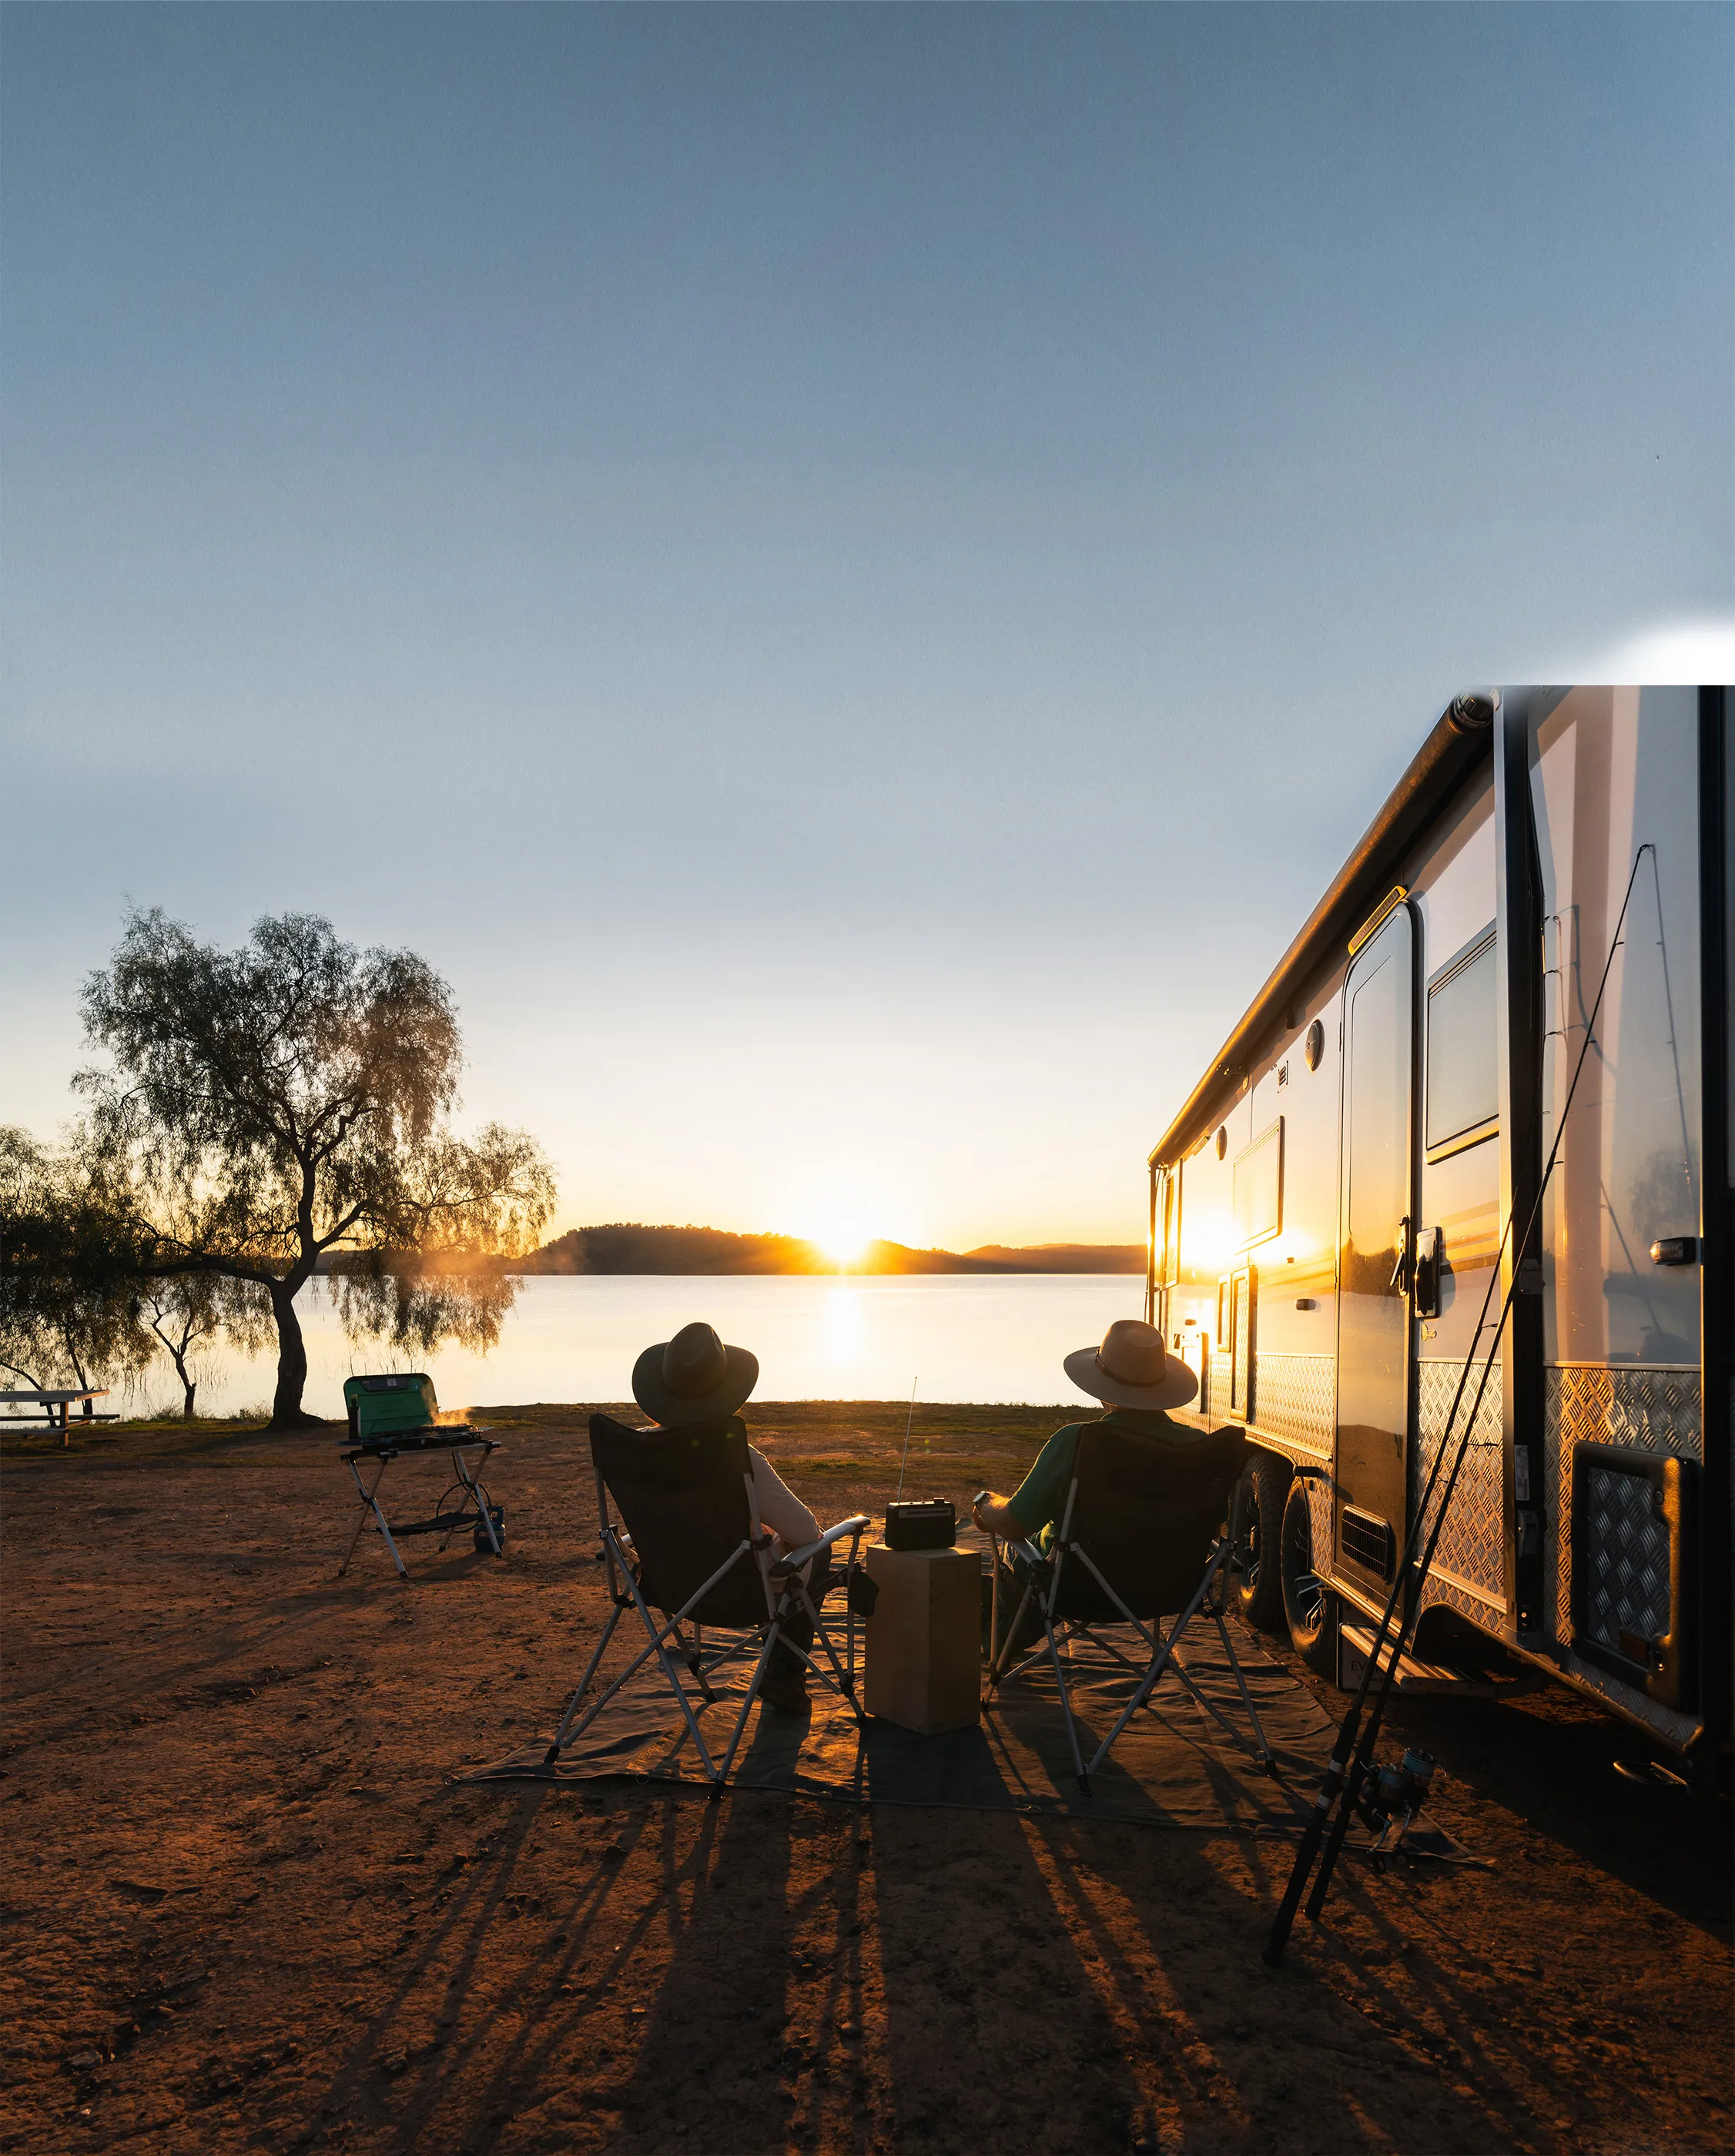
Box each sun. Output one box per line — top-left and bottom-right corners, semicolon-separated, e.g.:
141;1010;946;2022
806;1210;875;1270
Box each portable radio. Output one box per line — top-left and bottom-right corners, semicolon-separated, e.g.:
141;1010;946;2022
884;1498;956;1551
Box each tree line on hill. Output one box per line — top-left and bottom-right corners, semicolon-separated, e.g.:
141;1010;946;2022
514;1226;1143;1274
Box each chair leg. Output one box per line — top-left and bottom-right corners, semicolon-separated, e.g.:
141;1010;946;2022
618;1567;723;1779
792;1583;863;1722
988;1579;1037;1686
1040;1610;1089;1791
1150;1599;1272;1769
551;1576;721;1778
1208;1606;1273;1767
685;1620;717;1705
715;1625;782;1788
545;1602;625;1763
1081;1547;1228;1778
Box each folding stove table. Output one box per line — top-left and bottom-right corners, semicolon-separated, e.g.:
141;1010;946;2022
337;1373;504;1582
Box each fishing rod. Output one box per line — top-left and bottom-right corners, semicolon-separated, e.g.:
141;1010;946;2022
1264;843;1652;1965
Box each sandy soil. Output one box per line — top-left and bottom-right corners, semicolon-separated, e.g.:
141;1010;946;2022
1;1403;1728;2156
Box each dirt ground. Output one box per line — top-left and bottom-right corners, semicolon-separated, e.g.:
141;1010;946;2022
1;1403;1729;2156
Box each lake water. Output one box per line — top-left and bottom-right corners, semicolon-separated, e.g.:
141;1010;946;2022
128;1273;1149;1418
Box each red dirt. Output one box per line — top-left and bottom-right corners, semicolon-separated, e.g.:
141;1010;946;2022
1;1404;1728;2155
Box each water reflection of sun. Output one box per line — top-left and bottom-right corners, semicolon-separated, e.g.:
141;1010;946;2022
826;1284;863;1363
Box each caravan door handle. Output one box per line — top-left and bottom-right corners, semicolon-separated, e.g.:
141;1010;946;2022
1388;1215;1415;1295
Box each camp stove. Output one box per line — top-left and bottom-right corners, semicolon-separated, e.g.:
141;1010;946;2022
1354;1746;1437;1856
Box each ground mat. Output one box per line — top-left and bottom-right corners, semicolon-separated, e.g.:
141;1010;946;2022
467;1623;1475;1857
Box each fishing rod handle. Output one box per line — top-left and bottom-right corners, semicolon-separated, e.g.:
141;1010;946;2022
1305;1768;1363;1921
1262;1745;1352;1965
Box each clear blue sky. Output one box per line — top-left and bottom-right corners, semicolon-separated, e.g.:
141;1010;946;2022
4;3;1730;1250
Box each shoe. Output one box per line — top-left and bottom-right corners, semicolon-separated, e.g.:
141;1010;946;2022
760;1610;814;1714
758;1666;811;1715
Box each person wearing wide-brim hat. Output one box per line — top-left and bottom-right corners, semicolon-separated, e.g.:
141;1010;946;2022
970;1317;1203;1555
630;1321;825;1712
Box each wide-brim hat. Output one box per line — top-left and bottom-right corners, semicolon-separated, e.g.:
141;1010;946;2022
1063;1317;1198;1411
631;1320;760;1427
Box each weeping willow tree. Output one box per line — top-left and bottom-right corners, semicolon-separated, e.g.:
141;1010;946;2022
77;908;556;1428
0;1124;152;1400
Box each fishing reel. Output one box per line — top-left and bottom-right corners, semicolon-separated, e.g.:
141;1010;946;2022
1353;1746;1437;1852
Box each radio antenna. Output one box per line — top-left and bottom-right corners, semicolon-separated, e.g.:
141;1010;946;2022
895;1378;918;1499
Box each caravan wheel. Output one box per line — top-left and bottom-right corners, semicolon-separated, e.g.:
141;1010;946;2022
1281;1478;1337;1678
1228;1453;1289;1632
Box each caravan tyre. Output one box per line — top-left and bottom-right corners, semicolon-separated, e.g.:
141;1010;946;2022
1281;1478;1337;1679
1228;1452;1289;1632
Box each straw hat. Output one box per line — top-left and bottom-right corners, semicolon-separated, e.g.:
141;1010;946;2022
1063;1317;1198;1411
631;1321;760;1427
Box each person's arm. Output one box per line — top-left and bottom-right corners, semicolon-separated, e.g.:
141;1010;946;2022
970;1490;1027;1539
970;1427;1078;1543
749;1446;820;1552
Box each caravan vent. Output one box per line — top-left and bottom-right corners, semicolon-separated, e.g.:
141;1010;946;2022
1341;1506;1395;1580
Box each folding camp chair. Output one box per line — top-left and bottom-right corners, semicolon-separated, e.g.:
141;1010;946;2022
983;1424;1271;1791
337;1373;504;1582
544;1414;870;1789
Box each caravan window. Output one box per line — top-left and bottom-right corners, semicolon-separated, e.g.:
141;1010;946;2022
1233;1121;1283;1247
1425;929;1499;1156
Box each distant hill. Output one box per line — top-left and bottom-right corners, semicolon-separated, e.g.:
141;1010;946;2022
960;1243;1146;1274
512;1225;1144;1276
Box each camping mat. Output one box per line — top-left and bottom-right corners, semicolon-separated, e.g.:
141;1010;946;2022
467;1623;1475;1858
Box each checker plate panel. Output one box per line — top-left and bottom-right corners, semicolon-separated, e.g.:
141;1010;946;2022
1251;1352;1334;1456
1544;1364;1702;1745
1415;1358;1506;1619
1578;1464;1672;1656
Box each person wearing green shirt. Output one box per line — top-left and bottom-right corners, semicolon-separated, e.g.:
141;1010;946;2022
971;1317;1204;1555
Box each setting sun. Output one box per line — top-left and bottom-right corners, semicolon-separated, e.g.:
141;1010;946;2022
806;1210;876;1270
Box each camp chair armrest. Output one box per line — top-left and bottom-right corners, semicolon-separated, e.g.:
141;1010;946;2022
772;1515;871;1575
986;1528;1047;1570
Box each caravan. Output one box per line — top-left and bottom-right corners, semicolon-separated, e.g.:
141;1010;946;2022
1146;688;1730;1764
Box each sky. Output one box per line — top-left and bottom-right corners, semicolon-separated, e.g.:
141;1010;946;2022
3;3;1731;1256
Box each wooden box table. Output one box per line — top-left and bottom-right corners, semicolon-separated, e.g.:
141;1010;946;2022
862;1542;981;1735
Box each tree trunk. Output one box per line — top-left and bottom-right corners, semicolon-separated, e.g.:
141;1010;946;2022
269;1282;316;1428
161;1332;196;1419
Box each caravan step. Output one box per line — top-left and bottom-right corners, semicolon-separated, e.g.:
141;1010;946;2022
1338;1622;1497;1696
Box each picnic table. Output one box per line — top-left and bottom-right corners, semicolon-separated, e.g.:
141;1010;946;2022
0;1389;119;1448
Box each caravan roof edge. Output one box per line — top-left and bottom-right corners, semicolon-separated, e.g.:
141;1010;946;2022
1147;691;1501;1169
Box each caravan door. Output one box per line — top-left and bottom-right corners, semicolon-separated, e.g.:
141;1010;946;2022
1335;904;1415;1594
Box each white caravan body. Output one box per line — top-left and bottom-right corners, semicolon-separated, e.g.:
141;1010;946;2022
1147;688;1730;1759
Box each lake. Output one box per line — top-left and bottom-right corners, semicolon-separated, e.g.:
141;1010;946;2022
123;1273;1150;1418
